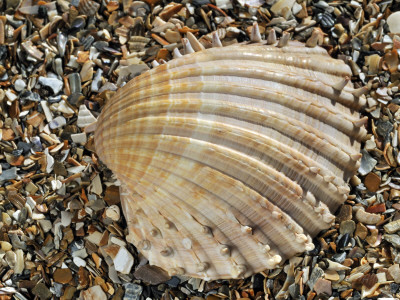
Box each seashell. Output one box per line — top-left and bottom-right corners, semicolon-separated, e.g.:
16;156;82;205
78;0;100;16
94;29;367;280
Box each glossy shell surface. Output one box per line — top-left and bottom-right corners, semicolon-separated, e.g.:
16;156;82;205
94;40;366;280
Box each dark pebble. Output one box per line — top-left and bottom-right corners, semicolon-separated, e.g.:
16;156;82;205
17;141;32;155
71;17;86;30
81;35;95;51
175;291;186;300
390;283;399;293
332;252;346;263
165;276;180;288
38;87;51;98
288;283;300;298
18;207;28;223
68;92;84;106
353;291;362;300
392;97;400;105
38;5;47;18
218;285;229;297
157;284;166;292
12;149;23;157
253;273;264;292
376;120;394;138
93;41;109;52
150;286;163;298
87;16;97;29
20;90;41;102
0;45;9;60
307;243;320;256
337;233;350;249
48;95;62;103
1;162;10;170
317;13;335;28
192;0;210;6
32;282;52;300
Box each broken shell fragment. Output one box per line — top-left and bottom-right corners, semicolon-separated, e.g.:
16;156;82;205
94;38;366;280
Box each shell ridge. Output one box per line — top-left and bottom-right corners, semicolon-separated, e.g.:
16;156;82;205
115;159;307;263
97;81;367;141
107;143;334;236
97;119;347;208
97;111;358;174
125;62;363;111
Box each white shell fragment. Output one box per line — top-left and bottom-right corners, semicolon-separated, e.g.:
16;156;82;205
77;104;97;128
94;40;366;280
113;246;134;274
387;12;400;34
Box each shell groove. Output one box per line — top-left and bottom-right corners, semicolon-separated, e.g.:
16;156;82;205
94;40;366;280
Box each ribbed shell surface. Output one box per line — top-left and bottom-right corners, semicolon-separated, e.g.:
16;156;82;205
94;41;366;280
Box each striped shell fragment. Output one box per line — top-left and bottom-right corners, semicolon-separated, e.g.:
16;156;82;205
94;33;367;280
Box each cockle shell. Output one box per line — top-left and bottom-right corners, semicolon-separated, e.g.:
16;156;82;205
94;36;367;280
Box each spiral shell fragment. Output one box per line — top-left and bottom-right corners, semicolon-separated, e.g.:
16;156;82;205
94;26;367;280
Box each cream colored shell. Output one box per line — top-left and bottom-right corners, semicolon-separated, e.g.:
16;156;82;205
94;40;366;280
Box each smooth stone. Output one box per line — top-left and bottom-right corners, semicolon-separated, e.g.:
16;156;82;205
337;233;350;249
133;264;171;285
57;33;68;57
123;283;143;300
49;116;66;129
376;120;394;138
68;73;81;94
358;149;377;176
14;79;26;91
17;141;31;154
20;90;41;101
81;35;95;50
336;205;352;223
384;219;400;234
91;69;103;92
389;264;400;284
384;234;400;248
355;222;368;239
0;167;17;182
98;82;117;93
270;0;295;17
253;273;264;292
114;247;134;274
38;77;63;95
53;268;73;284
313;278;332;296
54;58;63;77
332;252;346;263
307;266;324;290
387;12;400;33
339;220;356;236
61;211;73;227
38;220;52;233
48;95;62;103
317;13;335;28
80;61;93;82
82;285;107;300
77;104;96;128
73;256;87;267
71;17;86;30
288;283;300;298
32;282;52;300
165;276;181;288
165;29;181;43
71;132;87;145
